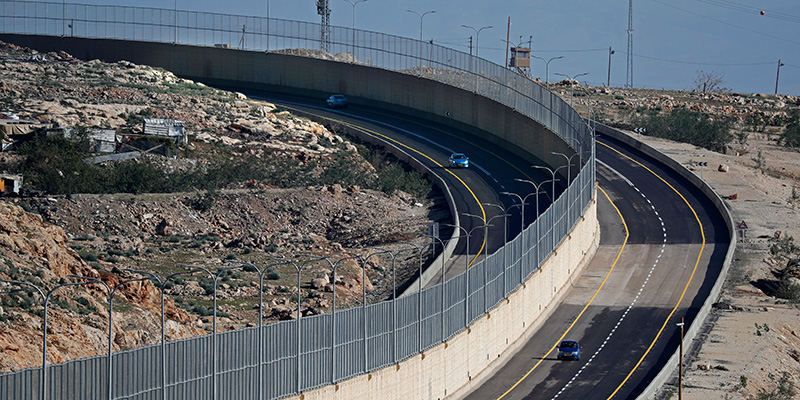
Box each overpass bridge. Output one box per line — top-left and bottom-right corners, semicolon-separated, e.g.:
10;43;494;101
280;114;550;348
0;2;733;399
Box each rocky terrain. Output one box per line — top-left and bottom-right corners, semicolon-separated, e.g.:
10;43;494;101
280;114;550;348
1;39;800;399
0;41;441;372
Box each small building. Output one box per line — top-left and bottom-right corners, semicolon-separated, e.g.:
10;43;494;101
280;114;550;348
509;47;531;68
63;127;117;153
142;119;187;145
0;173;23;196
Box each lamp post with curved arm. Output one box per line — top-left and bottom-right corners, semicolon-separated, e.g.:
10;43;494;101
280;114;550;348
392;241;424;353
344;0;368;62
533;165;568;202
0;279;45;400
175;264;216;399
363;248;392;369
331;252;360;382
461;24;493;58
441;223;471;327
159;267;206;399
484;203;511;298
66;275;111;400
42;278;107;400
551;151;581;185
554;72;588;108
531;55;564;90
105;272;162;400
407;9;435;72
422;233;447;342
516;178;555;269
461;212;495;313
293;255;330;391
118;269;165;400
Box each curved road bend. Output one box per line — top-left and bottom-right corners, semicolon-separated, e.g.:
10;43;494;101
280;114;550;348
464;133;729;399
247;92;561;282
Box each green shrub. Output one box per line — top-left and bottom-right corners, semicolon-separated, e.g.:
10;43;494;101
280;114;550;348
635;108;733;152
266;270;281;280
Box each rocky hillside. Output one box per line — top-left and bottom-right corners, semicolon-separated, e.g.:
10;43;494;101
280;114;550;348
0;41;442;372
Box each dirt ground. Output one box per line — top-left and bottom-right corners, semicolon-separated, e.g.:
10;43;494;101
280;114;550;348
626;130;800;399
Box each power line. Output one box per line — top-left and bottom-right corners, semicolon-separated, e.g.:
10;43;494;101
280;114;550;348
530;48;608;53
626;52;776;67
692;0;800;24
653;0;800;46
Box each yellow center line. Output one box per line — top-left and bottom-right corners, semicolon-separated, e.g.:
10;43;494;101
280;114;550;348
333;118;488;266
495;183;629;400
597;140;706;399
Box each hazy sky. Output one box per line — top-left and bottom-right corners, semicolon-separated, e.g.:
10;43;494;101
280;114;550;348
28;1;800;95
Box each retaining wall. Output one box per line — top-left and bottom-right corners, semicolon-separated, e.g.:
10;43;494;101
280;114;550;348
286;198;599;400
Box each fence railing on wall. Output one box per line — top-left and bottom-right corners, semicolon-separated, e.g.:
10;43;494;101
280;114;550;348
0;2;596;399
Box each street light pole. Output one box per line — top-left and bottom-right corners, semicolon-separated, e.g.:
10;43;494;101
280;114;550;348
484;203;511;298
344;0;367;62
554;72;588;108
407;10;435;72
442;223;471;327
461;24;493;59
607;47;615;87
677;318;684;400
407;9;435;43
775;59;785;95
531;55;564;90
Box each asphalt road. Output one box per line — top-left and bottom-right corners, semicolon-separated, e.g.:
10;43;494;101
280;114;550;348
463;133;729;400
241;92;729;399
246;91;562;282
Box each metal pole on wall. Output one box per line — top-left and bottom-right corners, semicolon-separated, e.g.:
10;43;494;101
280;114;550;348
677;318;684;400
0;280;45;400
443;223;470;328
329;254;357;383
484;203;510;298
106;273;159;400
775;59;784;95
423;234;446;342
406;10;435;72
41;280;105;400
174;0;178;44
364;249;391;370
176;264;216;400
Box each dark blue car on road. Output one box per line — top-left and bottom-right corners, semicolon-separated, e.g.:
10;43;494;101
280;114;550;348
557;340;581;361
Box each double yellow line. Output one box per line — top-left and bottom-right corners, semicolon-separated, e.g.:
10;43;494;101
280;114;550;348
496;140;706;399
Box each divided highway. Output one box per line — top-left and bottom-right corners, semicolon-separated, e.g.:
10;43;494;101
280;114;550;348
249;92;728;399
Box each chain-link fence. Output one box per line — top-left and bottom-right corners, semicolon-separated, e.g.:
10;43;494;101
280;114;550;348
0;2;596;399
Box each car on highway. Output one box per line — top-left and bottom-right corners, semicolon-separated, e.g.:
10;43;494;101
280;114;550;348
557;340;581;361
449;153;469;168
326;94;348;108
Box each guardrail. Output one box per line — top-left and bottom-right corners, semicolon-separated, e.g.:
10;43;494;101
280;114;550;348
0;2;596;399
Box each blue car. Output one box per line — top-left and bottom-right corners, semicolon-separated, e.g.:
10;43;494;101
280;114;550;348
449;153;469;168
326;94;348;108
557;340;581;361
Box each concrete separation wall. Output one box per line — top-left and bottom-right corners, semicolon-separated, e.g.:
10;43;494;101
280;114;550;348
595;124;736;400
285;198;599;400
0;34;575;181
0;34;600;399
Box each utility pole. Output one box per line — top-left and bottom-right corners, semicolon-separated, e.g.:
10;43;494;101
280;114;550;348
775;59;785;95
505;17;511;69
626;0;634;88
316;0;331;53
607;47;615;87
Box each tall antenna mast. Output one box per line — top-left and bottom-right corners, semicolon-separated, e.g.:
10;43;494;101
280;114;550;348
316;0;331;52
626;0;634;88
